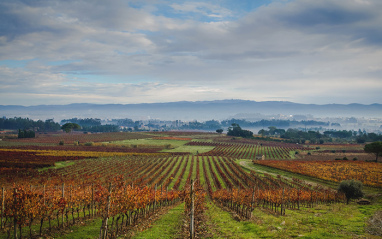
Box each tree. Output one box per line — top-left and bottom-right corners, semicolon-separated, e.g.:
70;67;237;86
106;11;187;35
338;180;364;204
216;129;223;134
364;141;382;162
227;123;253;138
61;123;81;133
18;129;35;138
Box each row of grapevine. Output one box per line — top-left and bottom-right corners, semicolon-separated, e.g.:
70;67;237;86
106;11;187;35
254;160;382;188
212;186;345;218
184;180;206;239
0;180;181;238
189;142;303;159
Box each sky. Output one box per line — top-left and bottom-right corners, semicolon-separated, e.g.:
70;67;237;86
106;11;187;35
0;0;381;106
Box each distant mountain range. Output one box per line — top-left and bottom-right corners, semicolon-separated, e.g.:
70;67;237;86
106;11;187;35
1;100;381;121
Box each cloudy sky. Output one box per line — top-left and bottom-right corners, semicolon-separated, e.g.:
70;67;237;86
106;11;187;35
1;0;381;106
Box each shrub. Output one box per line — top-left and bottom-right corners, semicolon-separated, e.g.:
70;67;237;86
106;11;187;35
84;142;94;146
342;157;348;160
59;140;64;146
338;180;364;204
352;157;358;161
315;147;320;150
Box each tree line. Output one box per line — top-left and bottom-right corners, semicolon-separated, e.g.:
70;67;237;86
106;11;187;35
0;117;61;131
259;126;382;144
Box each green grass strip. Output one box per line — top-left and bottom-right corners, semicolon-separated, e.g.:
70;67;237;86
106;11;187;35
131;203;184;239
179;155;193;189
168;157;187;189
205;201;264;238
208;156;226;189
56;219;102;239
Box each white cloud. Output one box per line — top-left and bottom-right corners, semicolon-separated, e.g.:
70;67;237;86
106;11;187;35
0;0;381;105
170;2;232;19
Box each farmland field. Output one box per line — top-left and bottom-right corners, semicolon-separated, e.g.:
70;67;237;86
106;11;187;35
0;131;381;238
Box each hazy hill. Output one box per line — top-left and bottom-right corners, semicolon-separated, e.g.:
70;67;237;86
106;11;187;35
1;100;381;121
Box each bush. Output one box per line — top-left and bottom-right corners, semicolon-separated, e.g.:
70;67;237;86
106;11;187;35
315;146;320;150
342;157;348;160
338;180;364;204
59;140;64;146
353;157;358;161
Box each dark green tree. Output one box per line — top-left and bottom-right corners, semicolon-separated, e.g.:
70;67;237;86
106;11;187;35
364;141;382;162
227;123;253;138
216;129;223;134
18;129;35;138
338;180;364;204
61;123;81;133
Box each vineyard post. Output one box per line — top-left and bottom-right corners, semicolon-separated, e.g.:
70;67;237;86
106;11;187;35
257;187;260;208
190;179;195;239
251;186;255;219
91;183;94;217
310;191;313;208
237;187;240;214
101;183;112;239
316;190;319;205
230;188;233;209
281;188;284;216
1;187;4;229
43;185;46;205
154;184;157;212
160;185;163;207
297;189;300;210
166;186;168;206
13;188;17;239
62;183;65;228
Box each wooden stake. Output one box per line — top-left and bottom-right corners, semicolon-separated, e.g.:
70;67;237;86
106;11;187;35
14;188;17;239
62;183;65;228
1;187;4;229
190;179;195;239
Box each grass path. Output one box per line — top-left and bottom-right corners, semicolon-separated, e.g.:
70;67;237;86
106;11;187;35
204;201;263;238
56;219;102;239
130;203;184;239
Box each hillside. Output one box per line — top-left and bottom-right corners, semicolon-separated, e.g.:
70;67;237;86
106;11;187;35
1;100;382;121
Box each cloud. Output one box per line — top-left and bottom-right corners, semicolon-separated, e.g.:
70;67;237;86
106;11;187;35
170;2;232;19
0;0;381;106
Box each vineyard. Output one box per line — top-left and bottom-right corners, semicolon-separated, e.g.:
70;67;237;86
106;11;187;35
253;160;382;188
186;141;304;159
0;131;381;238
